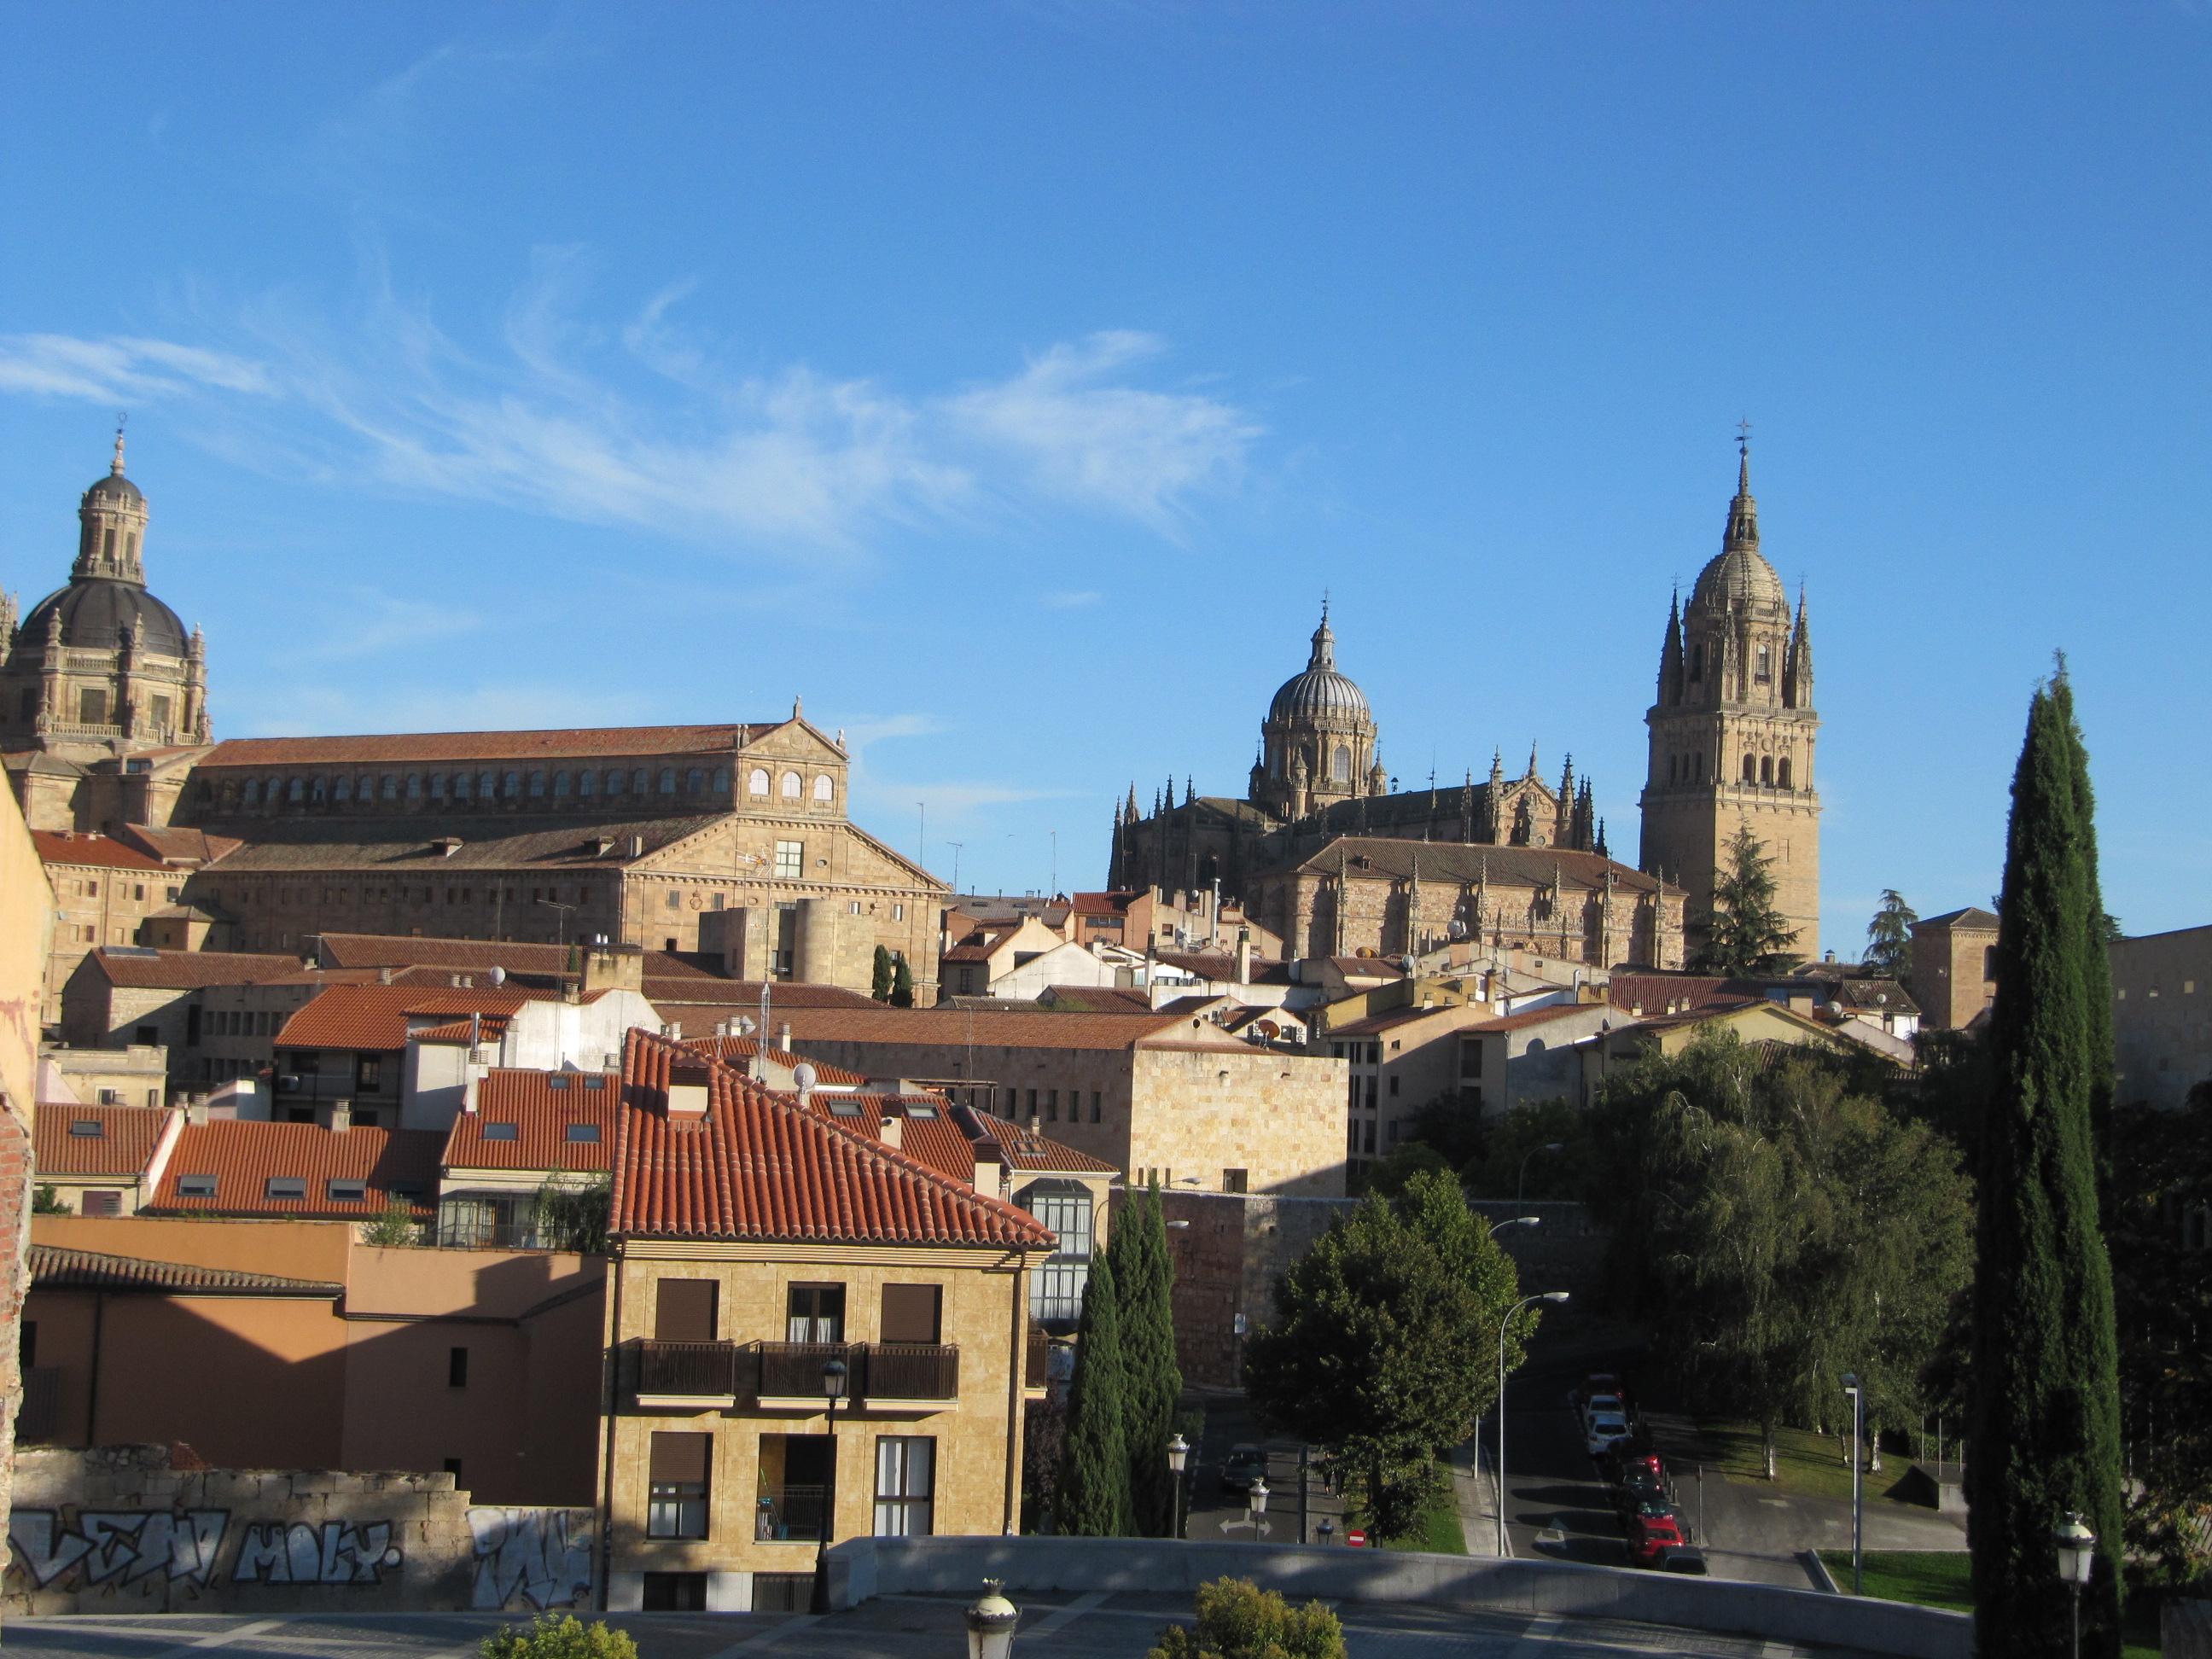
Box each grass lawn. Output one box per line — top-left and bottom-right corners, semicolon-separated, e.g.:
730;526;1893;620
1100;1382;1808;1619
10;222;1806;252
1354;1463;1465;1555
1817;1551;2163;1657
1689;1420;1918;1505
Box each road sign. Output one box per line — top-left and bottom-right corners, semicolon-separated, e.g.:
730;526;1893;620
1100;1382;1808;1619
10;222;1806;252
1346;1528;1367;1548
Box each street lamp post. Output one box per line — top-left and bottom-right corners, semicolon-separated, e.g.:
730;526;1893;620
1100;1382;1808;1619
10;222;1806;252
1488;1215;1540;1238
1496;1291;1571;1556
809;1355;848;1614
1841;1372;1865;1595
1516;1143;1566;1203
1247;1476;1270;1539
1166;1433;1190;1540
965;1578;1019;1659
2055;1512;2097;1659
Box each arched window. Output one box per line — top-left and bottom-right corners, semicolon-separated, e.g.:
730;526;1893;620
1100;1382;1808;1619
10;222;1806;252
658;767;677;795
606;768;626;795
310;775;328;803
243;778;261;806
1778;757;1792;789
749;768;771;796
812;773;831;801
712;767;731;794
288;777;305;803
1740;755;1755;783
479;770;497;800
380;774;399;801
405;772;422;801
503;770;521;798
1331;746;1351;784
528;770;546;798
577;769;595;799
1982;946;1998;982
453;771;472;802
781;771;801;800
333;775;352;803
553;770;571;797
1690;643;1705;683
428;772;446;800
1755;645;1773;684
685;767;704;794
1760;756;1773;786
632;768;649;795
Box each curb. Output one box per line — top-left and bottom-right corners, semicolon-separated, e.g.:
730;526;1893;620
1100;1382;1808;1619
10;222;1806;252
1801;1550;1842;1595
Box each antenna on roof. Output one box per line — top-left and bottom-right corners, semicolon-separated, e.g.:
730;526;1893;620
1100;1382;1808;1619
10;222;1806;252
488;965;506;986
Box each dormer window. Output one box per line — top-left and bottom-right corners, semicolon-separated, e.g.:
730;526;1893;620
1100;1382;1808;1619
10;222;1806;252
483;1122;520;1141
265;1177;307;1199
179;1176;217;1198
68;1120;104;1138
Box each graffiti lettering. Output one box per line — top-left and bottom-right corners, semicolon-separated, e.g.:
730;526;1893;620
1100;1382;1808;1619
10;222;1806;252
8;1509;230;1591
233;1522;403;1586
467;1508;592;1611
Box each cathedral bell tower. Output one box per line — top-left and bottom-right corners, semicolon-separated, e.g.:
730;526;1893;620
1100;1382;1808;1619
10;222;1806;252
1638;436;1821;955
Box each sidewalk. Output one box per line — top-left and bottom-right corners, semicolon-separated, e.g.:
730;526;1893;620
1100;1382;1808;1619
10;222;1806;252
1447;1434;1501;1557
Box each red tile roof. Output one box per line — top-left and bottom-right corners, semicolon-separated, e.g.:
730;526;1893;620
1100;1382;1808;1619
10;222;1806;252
275;985;546;1051
1604;975;1738;1017
643;979;876;1009
30;831;171;872
28;1244;341;1298
958;1106;1120;1174
409;1016;515;1045
313;931;718;983
777;1005;1194;1052
148;1122;445;1219
196;724;777;766
1068;892;1139;917
117;825;243;865
1467;1003;1609;1033
1039;986;1155;1014
800;1094;979;1185
34;1105;173;1178
684;1035;869;1086
82;949;311;990
1153;952;1294;985
610;1030;1054;1248
443;1070;620;1173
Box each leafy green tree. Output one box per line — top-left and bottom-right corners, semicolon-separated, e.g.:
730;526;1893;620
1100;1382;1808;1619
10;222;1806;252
1691;821;1800;975
362;1196;422;1248
480;1613;637;1658
1109;1184;1184;1535
1363;1140;1450;1199
1458;1099;1585;1200
889;952;915;1007
870;944;894;1003
30;1185;67;1215
1057;1254;1131;1534
1968;671;2126;1658
530;1179;611;1254
1863;888;1918;981
1243;1171;1535;1540
1147;1577;1345;1659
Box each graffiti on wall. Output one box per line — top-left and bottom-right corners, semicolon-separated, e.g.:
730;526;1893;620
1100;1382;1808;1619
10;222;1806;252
8;1510;228;1590
468;1507;592;1610
234;1522;405;1586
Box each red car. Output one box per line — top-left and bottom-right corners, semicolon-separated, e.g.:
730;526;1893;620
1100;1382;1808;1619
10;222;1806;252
1628;1510;1686;1568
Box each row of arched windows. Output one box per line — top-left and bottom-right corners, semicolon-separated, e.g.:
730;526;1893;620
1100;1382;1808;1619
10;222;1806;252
1662;750;1796;789
211;765;841;812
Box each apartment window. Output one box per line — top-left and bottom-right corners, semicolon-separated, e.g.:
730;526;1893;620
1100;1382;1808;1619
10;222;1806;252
667;889;683;911
1025;1089;1038;1121
786;1284;845;1343
1091;1091;1102;1123
1045;1089;1057;1122
775;840;803;879
83;1190;122;1218
655;1278;719;1342
755;1434;830;1541
1223;1168;1249;1194
879;1284;942;1345
1388;1075;1400;1097
1023;1182;1093;1324
482;1122;520;1142
357;1056;382;1090
873;1436;935;1536
643;1573;708;1611
648;1432;711;1539
448;1346;469;1388
893;904;905;922
265;1178;307;1200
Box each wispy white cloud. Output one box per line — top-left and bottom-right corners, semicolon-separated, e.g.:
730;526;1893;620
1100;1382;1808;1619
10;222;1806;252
1041;588;1103;609
0;272;1260;561
311;589;480;662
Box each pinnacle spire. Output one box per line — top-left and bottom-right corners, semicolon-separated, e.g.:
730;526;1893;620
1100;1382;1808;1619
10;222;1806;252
1725;422;1759;550
1308;597;1336;670
112;416;128;475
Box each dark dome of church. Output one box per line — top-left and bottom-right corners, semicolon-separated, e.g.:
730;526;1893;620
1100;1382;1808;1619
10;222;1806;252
20;579;187;656
1268;664;1371;725
84;469;143;505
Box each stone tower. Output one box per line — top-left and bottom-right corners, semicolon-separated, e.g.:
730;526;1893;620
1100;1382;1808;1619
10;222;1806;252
1249;602;1383;820
1638;440;1821;956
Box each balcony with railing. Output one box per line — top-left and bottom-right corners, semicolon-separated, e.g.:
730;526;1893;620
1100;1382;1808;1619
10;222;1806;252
859;1342;959;1406
755;1341;852;1406
630;1340;741;1408
621;1338;964;1412
1024;1324;1051;1393
753;1483;830;1543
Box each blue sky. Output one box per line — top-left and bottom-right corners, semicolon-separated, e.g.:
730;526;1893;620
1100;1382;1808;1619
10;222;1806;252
3;3;2207;954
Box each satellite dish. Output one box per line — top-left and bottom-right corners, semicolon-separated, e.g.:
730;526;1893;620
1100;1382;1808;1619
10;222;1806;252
792;1062;818;1093
1400;955;1417;974
488;966;506;986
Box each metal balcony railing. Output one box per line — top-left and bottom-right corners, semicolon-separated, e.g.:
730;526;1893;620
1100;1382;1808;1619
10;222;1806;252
861;1342;959;1400
1025;1324;1051;1388
622;1339;963;1409
756;1341;853;1400
633;1340;740;1398
754;1483;830;1542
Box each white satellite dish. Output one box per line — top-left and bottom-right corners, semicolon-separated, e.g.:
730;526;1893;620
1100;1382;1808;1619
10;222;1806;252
488;965;506;986
792;1062;818;1093
1400;955;1417;973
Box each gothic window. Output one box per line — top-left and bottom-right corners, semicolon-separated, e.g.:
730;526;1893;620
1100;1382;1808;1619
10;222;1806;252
781;771;801;800
381;774;399;801
334;775;352;803
1755;645;1773;684
1778;758;1792;789
1742;755;1757;784
685;767;704;794
407;772;423;800
812;773;832;801
1689;643;1704;683
606;768;626;795
1332;746;1351;784
1760;756;1773;786
527;770;546;798
748;768;770;796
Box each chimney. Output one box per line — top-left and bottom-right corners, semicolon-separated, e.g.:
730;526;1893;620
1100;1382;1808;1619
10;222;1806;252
329;1097;352;1132
377;966;393;986
778;1022;791;1054
626;835;644;859
463;1069;480;1114
878;1110;903;1152
665;1061;712;1118
581;938;644;995
1234;928;1252;986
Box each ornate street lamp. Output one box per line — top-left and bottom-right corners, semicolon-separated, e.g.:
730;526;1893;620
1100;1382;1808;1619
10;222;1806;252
1317;1516;1336;1546
1247;1476;1270;1538
2055;1512;2097;1659
1166;1433;1190;1540
1497;1292;1570;1556
809;1355;849;1615
965;1578;1020;1659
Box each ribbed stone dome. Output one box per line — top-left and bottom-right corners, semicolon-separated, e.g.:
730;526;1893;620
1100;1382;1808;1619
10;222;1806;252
1690;543;1786;614
20;579;188;655
84;469;144;505
1268;608;1371;725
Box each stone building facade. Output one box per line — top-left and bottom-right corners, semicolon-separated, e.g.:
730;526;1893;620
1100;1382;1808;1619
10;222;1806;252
1639;444;1822;955
0;775;51;1572
2110;924;2212;1111
1909;906;2001;1032
30;832;188;1020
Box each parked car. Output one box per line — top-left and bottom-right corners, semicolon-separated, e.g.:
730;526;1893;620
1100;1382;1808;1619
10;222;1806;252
1613;1467;1673;1518
1582;1392;1626;1424
1654;1545;1710;1575
1220;1444;1268;1493
1628;1510;1688;1568
1584;1412;1633;1457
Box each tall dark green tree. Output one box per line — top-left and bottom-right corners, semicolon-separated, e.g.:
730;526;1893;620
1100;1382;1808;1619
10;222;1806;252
889;952;915;1007
1057;1254;1130;1534
1967;671;2125;1658
1863;888;1918;981
870;944;894;1003
1109;1184;1185;1535
1691;822;1801;974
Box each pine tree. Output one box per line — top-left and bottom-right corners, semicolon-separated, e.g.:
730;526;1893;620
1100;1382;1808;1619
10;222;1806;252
1967;671;2126;1658
1057;1254;1131;1534
889;952;915;1007
1863;888;1918;981
870;944;894;1003
1111;1185;1185;1535
1692;821;1801;974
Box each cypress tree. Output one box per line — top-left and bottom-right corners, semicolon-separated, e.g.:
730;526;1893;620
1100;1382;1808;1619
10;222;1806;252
1966;671;2125;1658
870;944;894;1003
889;952;915;1007
1057;1254;1131;1535
1114;1184;1185;1535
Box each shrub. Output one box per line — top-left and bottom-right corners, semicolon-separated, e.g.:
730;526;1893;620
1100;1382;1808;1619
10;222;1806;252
480;1613;638;1659
360;1196;422;1248
1147;1577;1345;1659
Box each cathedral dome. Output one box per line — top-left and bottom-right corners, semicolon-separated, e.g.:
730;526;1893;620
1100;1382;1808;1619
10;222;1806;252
1690;543;1786;614
20;579;188;656
84;469;144;506
1267;606;1371;725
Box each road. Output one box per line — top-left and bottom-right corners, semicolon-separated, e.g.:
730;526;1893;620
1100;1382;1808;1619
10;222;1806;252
1181;1395;1348;1545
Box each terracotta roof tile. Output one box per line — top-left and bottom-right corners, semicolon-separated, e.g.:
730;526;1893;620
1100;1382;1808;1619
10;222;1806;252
684;1035;869;1086
168;813;726;874
956;1105;1120;1173
1293;835;1674;895
641;979;876;1009
34;1105;174;1178
28;1244;341;1298
799;1094;979;1185
83;948;310;990
30;831;171;872
1604;975;1737;1016
313;931;712;982
117;825;243;865
275;984;544;1051
1153;952;1293;985
443;1069;620;1173
610;1030;1053;1248
1467;1003;1606;1033
148;1121;445;1219
777;1005;1189;1053
196;724;775;766
1038;986;1155;1014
